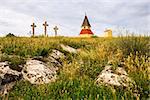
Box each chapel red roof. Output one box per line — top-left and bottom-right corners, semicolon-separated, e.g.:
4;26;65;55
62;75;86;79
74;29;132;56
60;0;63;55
80;29;94;35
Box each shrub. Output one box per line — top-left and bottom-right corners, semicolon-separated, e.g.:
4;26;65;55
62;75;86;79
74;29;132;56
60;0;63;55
6;33;16;37
117;36;149;56
35;48;50;57
124;53;150;99
91;35;99;38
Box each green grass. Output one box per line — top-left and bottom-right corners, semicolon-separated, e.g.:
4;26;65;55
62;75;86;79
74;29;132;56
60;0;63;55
0;36;149;100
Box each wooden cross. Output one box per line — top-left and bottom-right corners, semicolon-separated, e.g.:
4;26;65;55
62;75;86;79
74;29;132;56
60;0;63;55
43;21;49;37
53;26;59;37
31;23;36;37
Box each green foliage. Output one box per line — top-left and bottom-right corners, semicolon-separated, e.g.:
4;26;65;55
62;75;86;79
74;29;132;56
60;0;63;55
77;57;105;79
124;53;150;99
117;36;149;56
91;35;99;38
35;48;50;57
7;78;135;100
60;39;87;49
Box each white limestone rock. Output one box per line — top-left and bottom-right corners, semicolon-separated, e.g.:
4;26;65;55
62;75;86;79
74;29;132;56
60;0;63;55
50;50;65;60
101;65;112;73
0;62;22;96
60;44;77;54
96;66;135;87
46;50;65;68
0;62;21;82
22;60;57;84
0;82;16;96
116;67;127;76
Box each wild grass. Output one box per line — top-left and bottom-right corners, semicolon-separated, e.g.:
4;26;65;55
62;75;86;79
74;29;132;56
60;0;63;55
0;36;149;100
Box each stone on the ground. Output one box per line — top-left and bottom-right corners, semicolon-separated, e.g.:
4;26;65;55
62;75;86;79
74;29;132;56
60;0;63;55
101;65;112;73
0;62;22;96
32;50;65;71
60;44;77;54
0;82;16;96
22;60;57;84
0;62;21;84
116;67;127;75
47;57;62;68
46;50;65;68
50;50;65;60
96;65;135;87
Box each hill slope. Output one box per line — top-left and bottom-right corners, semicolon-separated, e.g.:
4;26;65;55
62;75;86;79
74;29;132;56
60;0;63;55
0;37;149;100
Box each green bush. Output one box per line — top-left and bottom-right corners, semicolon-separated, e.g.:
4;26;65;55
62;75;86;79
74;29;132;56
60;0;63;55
35;48;50;57
77;57;105;79
117;36;149;56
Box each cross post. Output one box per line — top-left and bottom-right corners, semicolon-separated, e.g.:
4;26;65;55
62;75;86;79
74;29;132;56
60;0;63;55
43;21;49;37
53;26;59;37
31;23;36;37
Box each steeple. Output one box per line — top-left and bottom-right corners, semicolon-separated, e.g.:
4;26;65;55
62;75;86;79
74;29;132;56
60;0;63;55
81;15;91;28
79;14;94;37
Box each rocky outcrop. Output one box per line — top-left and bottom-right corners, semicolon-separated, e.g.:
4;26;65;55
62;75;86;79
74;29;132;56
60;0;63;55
0;48;76;95
0;62;21;78
60;44;77;54
22;49;66;84
0;82;16;96
22;60;57;84
0;62;22;96
50;50;65;60
0;49;66;95
46;50;65;68
95;65;135;87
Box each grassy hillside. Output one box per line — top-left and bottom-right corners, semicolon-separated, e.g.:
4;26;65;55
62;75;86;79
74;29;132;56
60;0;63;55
0;36;149;100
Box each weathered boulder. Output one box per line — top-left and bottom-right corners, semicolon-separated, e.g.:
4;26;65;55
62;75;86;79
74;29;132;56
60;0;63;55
22;60;57;84
47;50;65;68
50;50;65;60
60;44;77;54
0;62;22;85
0;82;16;96
0;62;22;96
95;65;135;87
116;67;127;76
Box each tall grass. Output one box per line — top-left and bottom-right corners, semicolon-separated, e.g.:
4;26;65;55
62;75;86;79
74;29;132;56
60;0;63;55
117;36;149;56
0;36;149;99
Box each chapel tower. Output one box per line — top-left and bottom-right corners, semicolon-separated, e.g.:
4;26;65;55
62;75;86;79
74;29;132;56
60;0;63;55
80;14;94;37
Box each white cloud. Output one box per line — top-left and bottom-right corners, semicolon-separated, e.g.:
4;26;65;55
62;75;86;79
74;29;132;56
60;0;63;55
0;0;149;36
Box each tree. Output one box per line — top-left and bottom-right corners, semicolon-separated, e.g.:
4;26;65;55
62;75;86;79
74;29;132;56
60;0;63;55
6;33;16;37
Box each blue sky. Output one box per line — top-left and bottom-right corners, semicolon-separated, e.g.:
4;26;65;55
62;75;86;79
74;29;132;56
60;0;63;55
0;0;149;37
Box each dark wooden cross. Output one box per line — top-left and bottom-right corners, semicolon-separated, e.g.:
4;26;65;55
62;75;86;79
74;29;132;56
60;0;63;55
43;21;49;37
31;23;36;37
53;26;59;37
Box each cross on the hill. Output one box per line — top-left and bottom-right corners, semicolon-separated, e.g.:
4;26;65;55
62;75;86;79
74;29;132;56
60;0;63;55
31;23;36;37
54;26;59;37
43;21;49;37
